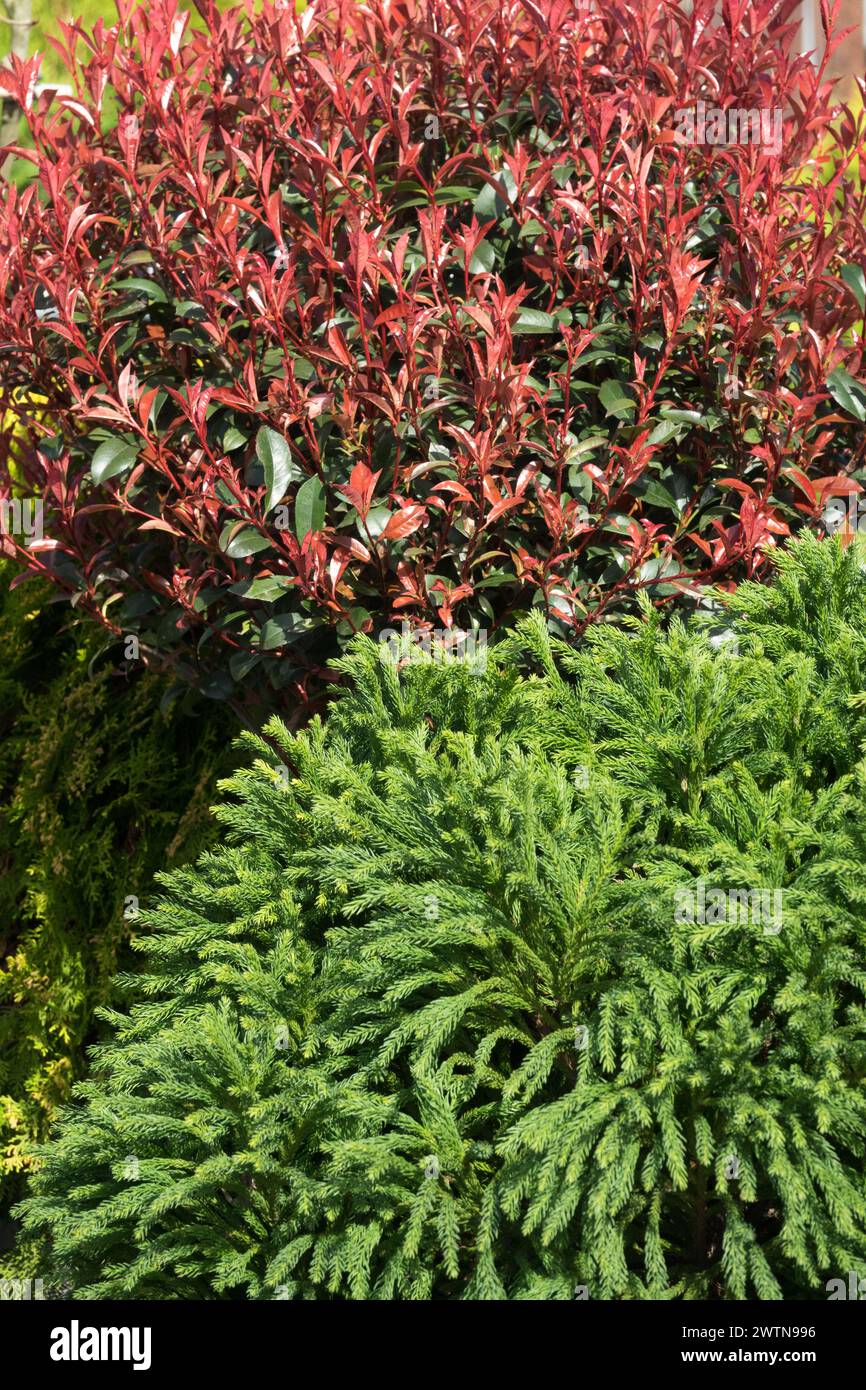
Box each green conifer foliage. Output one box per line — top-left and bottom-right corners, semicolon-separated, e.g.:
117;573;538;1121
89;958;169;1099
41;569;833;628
18;537;866;1300
0;565;234;1226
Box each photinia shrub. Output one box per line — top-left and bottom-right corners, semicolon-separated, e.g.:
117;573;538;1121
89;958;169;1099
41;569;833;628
2;0;866;713
17;536;866;1300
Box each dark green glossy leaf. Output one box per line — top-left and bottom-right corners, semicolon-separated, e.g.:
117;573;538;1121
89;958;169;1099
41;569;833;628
219;523;274;559
294;475;327;540
91;438;139;484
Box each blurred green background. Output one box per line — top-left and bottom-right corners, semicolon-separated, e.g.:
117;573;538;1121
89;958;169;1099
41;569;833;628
4;3;125;81
2;3;250;83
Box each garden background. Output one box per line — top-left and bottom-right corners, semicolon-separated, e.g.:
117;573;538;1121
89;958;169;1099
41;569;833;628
1;0;866;1301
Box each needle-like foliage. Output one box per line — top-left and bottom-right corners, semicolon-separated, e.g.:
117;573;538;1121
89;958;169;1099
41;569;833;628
18;536;866;1300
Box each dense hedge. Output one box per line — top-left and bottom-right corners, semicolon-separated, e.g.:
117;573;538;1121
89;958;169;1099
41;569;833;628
1;0;866;714
18;535;866;1299
0;562;234;1233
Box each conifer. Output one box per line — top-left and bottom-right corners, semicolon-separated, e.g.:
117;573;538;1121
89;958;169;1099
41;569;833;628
19;538;866;1300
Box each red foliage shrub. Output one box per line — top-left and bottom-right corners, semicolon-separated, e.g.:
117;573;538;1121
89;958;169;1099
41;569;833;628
1;0;866;714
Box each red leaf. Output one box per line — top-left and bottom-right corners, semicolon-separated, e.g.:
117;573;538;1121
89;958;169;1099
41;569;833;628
381;505;426;540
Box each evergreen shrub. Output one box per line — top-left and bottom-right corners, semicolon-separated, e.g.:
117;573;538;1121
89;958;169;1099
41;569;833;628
1;0;865;712
18;535;866;1300
0;562;233;1228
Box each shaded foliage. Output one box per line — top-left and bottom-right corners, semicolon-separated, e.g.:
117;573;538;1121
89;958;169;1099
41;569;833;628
0;562;234;1223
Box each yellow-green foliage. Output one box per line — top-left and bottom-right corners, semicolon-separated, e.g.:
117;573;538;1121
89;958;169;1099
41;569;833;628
0;563;234;1221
